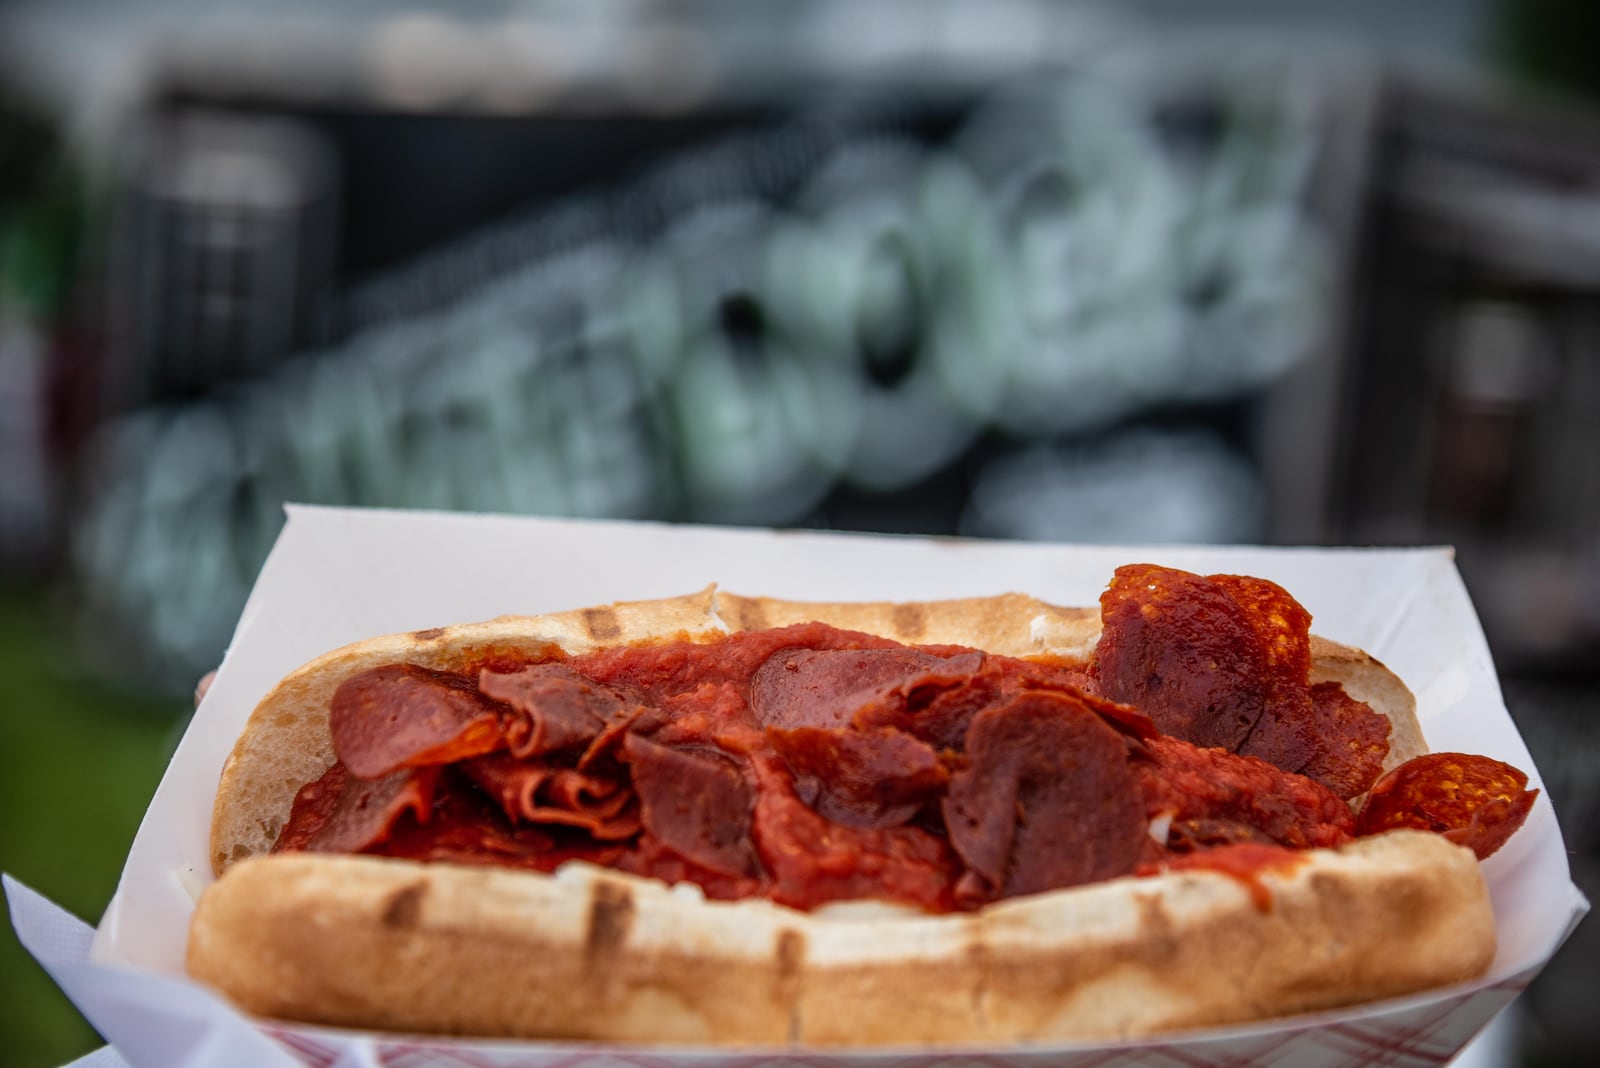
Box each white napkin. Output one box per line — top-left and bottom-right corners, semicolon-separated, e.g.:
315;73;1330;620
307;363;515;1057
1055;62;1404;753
5;875;302;1068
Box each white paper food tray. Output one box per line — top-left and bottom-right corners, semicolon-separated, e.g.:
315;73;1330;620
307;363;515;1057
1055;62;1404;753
8;505;1588;1067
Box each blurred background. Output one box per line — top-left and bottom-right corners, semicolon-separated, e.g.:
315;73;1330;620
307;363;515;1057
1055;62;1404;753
2;1;1597;1065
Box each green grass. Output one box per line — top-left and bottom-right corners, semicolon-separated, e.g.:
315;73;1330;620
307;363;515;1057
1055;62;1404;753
0;589;184;1068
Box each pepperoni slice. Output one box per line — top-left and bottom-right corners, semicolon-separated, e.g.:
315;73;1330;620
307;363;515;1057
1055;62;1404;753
851;663;1156;752
624;734;761;878
1069;689;1160;743
747;753;958;912
1095;564;1389;794
459;753;639;840
851;672;1003;752
1011;661;1104;699
378;772;559;868
479;665;633;758
1298;682;1391;800
1356;752;1539;860
942;692;1144;903
1096;565;1280;751
750;647;986;731
1209;574;1317;775
767;725;950;829
609;834;764;904
300;764;441;855
1136;735;1355;851
331;664;504;778
274;761;348;854
579;706;669;769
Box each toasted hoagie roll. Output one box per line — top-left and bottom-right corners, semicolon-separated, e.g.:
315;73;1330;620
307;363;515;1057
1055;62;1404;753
190;581;1514;1046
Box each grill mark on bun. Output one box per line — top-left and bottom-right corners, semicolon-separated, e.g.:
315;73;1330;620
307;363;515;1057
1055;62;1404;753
381;882;427;929
775;928;805;990
585;880;635;968
582;608;621;642
1135;892;1179;962
965;939;990;1030
776;928;806;1043
891;603;927;641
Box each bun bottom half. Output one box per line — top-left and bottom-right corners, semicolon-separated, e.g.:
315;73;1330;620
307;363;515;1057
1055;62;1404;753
187;830;1493;1047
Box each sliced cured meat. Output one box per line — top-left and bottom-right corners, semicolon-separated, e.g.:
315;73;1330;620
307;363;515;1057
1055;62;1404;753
608;834;763;903
943;692;1145;903
1298;682;1392;800
578;708;653;770
853;660;1154;752
1008;660;1103;699
623;734;760;878
279;763;441;855
747;754;957;912
1209;574;1317;775
1096;565;1281;751
1136;736;1355;851
378;771;559;867
766;725;950;829
331;665;504;778
576;621;902;699
751;647;986;731
459;753;639;840
266;608;1509;921
479;664;635;759
851;672;1003;752
1356;753;1538;860
1067;688;1160;742
1096;564;1388;794
273;761;348;854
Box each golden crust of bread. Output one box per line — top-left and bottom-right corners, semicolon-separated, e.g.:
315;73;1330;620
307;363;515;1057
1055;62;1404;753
188;831;1492;1046
194;586;1479;1047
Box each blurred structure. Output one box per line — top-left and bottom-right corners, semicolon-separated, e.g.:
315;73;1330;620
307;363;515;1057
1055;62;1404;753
37;34;1344;685
111;112;339;406
1335;79;1600;679
0;82;85;572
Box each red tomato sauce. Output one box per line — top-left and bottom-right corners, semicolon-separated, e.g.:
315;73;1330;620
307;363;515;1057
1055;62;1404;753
277;622;1359;913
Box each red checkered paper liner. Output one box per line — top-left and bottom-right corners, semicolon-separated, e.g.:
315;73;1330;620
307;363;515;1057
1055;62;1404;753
258;973;1534;1068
